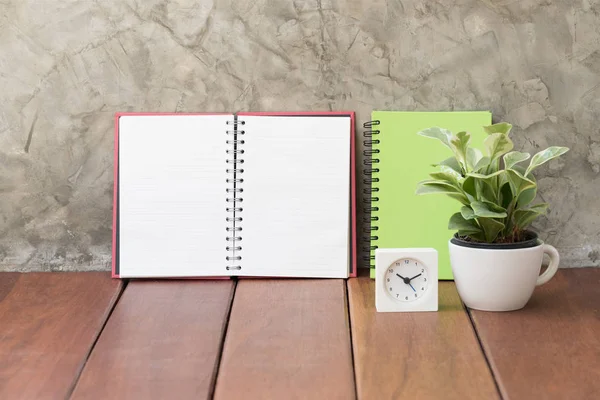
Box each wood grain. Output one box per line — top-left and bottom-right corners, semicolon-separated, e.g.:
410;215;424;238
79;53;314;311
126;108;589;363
71;280;235;400
214;279;355;400
0;273;19;303
0;272;123;399
348;274;499;400
471;268;600;400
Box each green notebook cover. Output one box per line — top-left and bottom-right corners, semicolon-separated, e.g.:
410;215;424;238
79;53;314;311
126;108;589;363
369;111;492;280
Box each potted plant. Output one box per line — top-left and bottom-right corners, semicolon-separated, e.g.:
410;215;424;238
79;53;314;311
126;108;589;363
415;122;569;311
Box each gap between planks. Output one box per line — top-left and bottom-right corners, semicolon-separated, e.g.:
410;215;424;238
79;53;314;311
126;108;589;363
213;279;356;399
66;279;128;399
345;279;360;400
23;270;591;400
347;273;499;400
70;279;236;399
208;279;238;400
0;273;123;400
470;268;600;400
465;307;503;398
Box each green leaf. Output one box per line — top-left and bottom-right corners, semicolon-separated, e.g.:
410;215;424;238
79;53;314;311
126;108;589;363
486;158;500;174
417;127;453;149
529;203;549;213
525;146;570;177
481;185;497;204
498;167;510;187
473;156;490;172
467;170;506;201
415;181;469;205
513;203;549;229
478;218;505;242
503;151;531;170
483;122;512;136
448;212;481;233
466;170;505;180
506;168;536;198
433;157;462;174
430;165;462;185
500;182;513;209
462;175;477;198
471;201;508;218
429;172;454;184
416;180;460;194
458;230;485;241
447;194;472;206
511;164;531;178
481;200;507;213
512;165;537;202
440;165;462;178
517;186;537;207
467;148;483;171
484;132;514;161
448;131;471;173
460;206;476;220
513;164;537;185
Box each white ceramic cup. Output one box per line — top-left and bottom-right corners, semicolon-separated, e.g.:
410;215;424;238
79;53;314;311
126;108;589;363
449;241;560;311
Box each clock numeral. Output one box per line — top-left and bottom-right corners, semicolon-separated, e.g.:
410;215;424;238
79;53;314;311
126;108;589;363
405;260;409;264
421;287;424;290
415;262;418;265
424;278;427;282
389;269;394;273
421;269;424;272
405;296;408;300
414;293;417;297
389;287;393;291
387;278;390;282
396;294;399;298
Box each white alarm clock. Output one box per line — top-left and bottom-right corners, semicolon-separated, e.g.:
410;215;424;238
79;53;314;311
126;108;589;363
375;248;438;312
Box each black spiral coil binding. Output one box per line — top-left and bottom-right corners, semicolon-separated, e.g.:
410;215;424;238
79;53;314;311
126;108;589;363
225;117;245;271
362;120;380;270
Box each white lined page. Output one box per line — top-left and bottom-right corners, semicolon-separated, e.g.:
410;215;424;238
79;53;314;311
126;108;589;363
118;115;231;277
238;115;351;278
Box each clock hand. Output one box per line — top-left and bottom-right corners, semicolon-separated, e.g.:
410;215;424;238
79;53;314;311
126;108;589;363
409;273;422;281
396;273;411;285
409;283;416;292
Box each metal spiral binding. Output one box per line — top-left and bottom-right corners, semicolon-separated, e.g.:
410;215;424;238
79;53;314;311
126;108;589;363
362;120;380;270
225;117;245;271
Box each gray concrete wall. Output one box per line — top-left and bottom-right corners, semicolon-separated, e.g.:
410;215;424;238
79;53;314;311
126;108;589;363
0;0;598;271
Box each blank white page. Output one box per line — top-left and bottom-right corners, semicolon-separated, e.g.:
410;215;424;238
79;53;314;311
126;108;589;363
238;115;351;278
118;115;231;277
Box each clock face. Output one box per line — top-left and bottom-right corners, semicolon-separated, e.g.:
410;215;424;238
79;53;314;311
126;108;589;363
384;258;430;302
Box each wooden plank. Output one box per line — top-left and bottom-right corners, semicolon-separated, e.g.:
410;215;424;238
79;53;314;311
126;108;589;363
0;272;19;303
471;268;600;400
0;272;123;399
348;274;499;400
71;280;235;400
214;279;355;399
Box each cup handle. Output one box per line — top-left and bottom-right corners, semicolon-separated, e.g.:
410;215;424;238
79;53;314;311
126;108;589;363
536;244;560;286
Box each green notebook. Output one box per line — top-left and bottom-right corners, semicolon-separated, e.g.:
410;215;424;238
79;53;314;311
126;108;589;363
367;111;492;279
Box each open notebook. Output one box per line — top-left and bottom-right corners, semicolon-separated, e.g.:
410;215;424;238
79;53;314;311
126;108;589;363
112;112;357;278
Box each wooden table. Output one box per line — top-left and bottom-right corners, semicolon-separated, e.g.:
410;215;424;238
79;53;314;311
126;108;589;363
0;269;598;399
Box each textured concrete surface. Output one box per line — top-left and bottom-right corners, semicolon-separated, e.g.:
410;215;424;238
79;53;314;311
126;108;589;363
0;0;599;271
